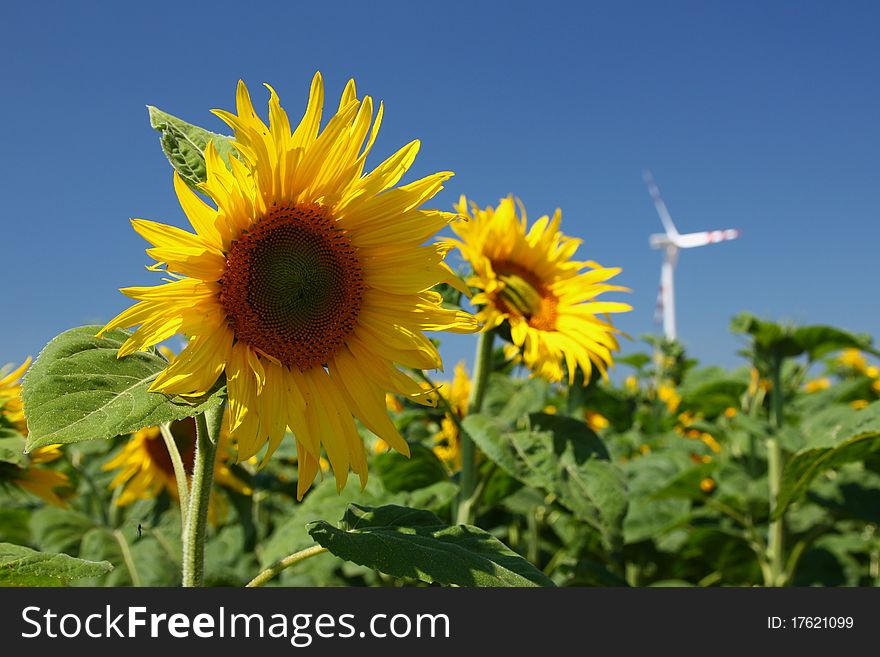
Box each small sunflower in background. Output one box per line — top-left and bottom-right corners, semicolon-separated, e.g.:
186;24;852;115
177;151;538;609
0;358;71;507
432;362;471;471
101;75;477;498
450;196;631;384
103;416;251;517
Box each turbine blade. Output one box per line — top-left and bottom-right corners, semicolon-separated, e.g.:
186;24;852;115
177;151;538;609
673;229;741;249
643;170;679;237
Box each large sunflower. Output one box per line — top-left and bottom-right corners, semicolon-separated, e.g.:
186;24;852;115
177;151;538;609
101;75;476;497
451;196;631;383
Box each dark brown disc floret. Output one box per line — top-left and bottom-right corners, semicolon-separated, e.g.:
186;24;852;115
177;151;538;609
218;203;364;369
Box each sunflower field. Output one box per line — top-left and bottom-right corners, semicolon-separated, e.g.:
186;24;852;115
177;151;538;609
2;77;880;589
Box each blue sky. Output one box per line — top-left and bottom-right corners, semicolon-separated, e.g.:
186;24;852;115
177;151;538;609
2;1;878;375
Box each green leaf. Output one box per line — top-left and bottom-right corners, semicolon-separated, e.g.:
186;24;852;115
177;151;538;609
22;326;224;450
147;106;237;187
774;402;880;518
731;312;876;360
482;374;549;425
373;443;449;493
258;475;387;568
791;326;876;360
30;507;96;556
463;412;625;550
0;508;32;545
0;542;112;586
308;504;555;587
0;429;26;464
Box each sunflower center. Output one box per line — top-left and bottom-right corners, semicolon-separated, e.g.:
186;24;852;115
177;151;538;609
219;203;364;369
144;418;196;477
493;261;558;331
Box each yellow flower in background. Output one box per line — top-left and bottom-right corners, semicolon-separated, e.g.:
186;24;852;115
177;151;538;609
699;478;716;494
850;399;869;410
873;380;880;394
700;432;722;454
866;365;880;379
624;375;639;393
723;406;737;418
432;362;471;471
804;377;831;393
101;76;477;498
657;382;681;413
838;349;867;372
13;445;71;507
1;358;71;506
384;393;404;414
584;410;609;431
678;410;695;425
451;196;630;384
103;417;251;507
0;358;30;432
747;368;771;395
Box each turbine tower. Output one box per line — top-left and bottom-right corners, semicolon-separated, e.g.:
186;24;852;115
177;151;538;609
644;171;740;341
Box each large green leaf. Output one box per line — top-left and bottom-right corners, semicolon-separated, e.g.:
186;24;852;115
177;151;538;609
0;542;112;586
463;412;625;549
308;504;555;587
774;402;880;518
259;475;458;570
147;106;237;187
731;312;875;359
22;326;224;450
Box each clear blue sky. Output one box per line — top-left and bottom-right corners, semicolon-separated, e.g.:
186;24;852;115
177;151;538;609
3;0;879;375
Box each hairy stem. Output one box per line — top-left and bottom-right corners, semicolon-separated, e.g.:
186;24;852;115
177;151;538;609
181;405;224;587
246;546;329;587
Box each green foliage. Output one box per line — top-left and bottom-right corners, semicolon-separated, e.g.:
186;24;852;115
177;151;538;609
775;402;880;518
463;412;626;551
0;542;112;586
147;106;237;187
374;444;449;493
731;312;876;361
22;326;224;450
0;430;26;464
308;504;555;587
5;309;880;588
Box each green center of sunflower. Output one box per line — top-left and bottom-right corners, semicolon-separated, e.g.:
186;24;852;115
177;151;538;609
219;203;364;369
493;261;558;331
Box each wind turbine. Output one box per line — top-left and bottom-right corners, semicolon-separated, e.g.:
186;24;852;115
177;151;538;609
644;171;740;341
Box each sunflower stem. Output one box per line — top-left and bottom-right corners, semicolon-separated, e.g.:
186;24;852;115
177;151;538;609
181;404;224;587
457;329;494;524
245;545;329;587
766;350;785;586
159;422;189;535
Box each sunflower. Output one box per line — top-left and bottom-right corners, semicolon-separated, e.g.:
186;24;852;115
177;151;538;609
432;361;471;471
103;416;251;507
0;358;30;432
451;196;630;384
101;75;476;497
0;359;71;506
